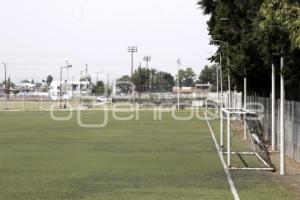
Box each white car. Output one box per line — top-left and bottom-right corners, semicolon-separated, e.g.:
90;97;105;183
96;96;108;102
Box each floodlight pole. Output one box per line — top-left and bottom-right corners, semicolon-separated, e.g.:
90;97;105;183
280;55;285;176
128;46;138;82
128;46;137;103
271;63;276;151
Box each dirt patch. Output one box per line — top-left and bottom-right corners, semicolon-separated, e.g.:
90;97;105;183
232;120;300;200
270;154;300;200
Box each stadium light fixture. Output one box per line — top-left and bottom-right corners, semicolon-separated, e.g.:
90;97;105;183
128;46;138;81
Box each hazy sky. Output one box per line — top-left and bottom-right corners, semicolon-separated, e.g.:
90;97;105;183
0;0;215;83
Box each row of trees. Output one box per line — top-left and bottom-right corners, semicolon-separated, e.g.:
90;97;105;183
197;0;300;100
117;67;211;93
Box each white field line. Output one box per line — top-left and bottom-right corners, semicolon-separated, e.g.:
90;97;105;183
204;112;240;200
0;108;174;112
0;108;201;112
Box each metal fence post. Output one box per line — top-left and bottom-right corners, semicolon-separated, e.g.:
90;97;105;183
227;112;231;167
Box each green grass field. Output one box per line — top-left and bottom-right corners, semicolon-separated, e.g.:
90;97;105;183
0;110;294;200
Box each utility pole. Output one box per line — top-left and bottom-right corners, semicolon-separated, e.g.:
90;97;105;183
143;56;151;92
2;63;7;110
128;46;138;82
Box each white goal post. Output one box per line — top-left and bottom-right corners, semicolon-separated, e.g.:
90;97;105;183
220;108;275;171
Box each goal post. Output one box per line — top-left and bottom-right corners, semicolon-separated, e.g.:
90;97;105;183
220;108;275;171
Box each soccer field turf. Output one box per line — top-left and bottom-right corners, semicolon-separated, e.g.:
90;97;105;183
0;110;294;200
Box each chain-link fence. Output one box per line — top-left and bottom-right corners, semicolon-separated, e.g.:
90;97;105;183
0;95;97;111
0;92;209;111
247;95;300;162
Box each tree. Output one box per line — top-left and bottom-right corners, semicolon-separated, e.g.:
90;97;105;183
116;75;132;93
176;67;196;87
91;81;105;95
152;71;175;92
198;65;217;91
46;75;53;86
6;77;11;95
259;0;300;49
118;68;175;93
132;67;149;93
197;0;300;100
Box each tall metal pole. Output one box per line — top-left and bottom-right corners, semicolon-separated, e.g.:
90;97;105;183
227;57;231;108
220;109;223;151
131;52;134;80
217;63;219;113
128;46;137;103
243;76;247;140
211;40;228;107
67;68;69;99
128;46;137;81
227;112;231;167
220;54;223;108
271;63;276;151
280;55;285;176
59;63;72;109
219;53;223;151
